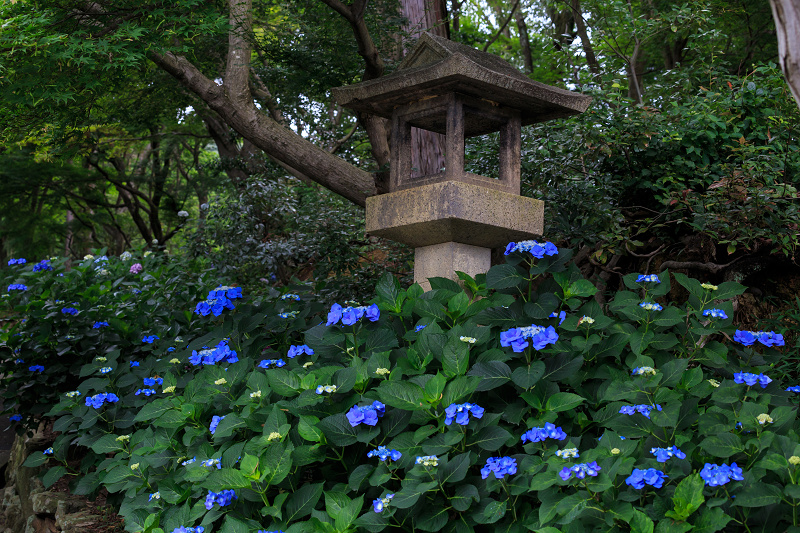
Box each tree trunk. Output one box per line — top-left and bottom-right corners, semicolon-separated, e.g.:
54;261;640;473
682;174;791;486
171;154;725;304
571;0;601;77
770;0;800;109
515;9;534;74
400;0;448;178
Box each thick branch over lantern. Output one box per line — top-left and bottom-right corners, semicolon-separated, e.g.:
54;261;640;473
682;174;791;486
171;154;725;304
333;33;592;289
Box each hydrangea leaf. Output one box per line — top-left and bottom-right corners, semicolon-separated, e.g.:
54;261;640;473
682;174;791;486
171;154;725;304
511;362;545;390
545;392;585;413
468;426;513;451
731;482;783;507
468;361;512;391
691;507;732;533
317;414;358;446
391;480;438;509
440;376;481;407
699;433;744;458
284;482;323;522
450;483;480;512
486;264;526;290
376;380;427;410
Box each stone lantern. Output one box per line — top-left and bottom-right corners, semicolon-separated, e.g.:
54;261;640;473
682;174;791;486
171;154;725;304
332;34;591;290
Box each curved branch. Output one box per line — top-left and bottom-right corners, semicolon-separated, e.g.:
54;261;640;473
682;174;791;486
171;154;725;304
659;257;743;274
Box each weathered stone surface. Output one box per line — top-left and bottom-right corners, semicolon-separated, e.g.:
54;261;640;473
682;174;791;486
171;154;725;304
414;242;491;290
31;492;82;516
54;497;86;526
57;511;100;533
23;515;57;533
365;180;543;249
333;33;591;130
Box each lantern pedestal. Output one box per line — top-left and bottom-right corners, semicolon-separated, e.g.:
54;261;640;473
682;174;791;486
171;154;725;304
414;243;490;291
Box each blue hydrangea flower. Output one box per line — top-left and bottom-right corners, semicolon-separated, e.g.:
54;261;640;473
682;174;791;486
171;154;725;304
142;335;159;344
194;296;236;317
61;307;78;316
635;274;660;283
346;401;386;427
190;340;238;366
702;309;728;319
281;293;300;301
43;447;53;455
99;367;113;374
626;468;667;489
444;403;485;425
135;388;157;396
204;489;237;510
414;324;427;332
209;415;225;435
258;530;285;533
504;240;558;258
559;461;601;481
619;404;662;419
130;361;139;368
734;330;785;347
500;324;558;352
549;311;567;325
32;260;52;273
143;377;164;386
326;303;380;326
10;415;21;421
14;358;23;364
181;457;197;466
202;458;222;469
208;286;243;300
699;463;744;486
170;527;204;533
481;457;518;479
372;494;394;513
7;258;26;265
787;386;800;393
287;344;314;358
640;302;663;311
167;347;176;352
85;393;120;409
92;321;109;329
29;365;44;372
258;359;286;369
733;372;771;388
650;446;686;462
8;284;28;291
367;446;402;461
521;422;567;443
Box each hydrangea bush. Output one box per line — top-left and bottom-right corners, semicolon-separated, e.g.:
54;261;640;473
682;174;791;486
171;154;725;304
4;243;799;533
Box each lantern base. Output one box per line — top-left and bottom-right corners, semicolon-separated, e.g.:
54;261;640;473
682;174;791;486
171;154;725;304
414;242;491;292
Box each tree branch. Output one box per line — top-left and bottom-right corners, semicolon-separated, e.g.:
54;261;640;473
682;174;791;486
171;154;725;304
482;0;521;51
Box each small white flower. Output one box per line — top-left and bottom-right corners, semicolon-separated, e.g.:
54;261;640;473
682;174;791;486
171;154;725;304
149;492;160;501
120;251;132;261
611;448;621;455
267;432;282;442
144;251;152;257
578;316;595;326
701;283;718;291
65;391;81;398
632;366;657;376
375;367;390;376
99;367;113;374
459;336;477;344
177;210;189;217
708;379;720;388
116;434;131;442
84;254;95;260
163;386;176;394
315;385;337;394
790;456;800;465
214;378;227;385
169;358;181;364
415;455;439;467
302;361;313;368
757;413;773;425
131;463;140;470
95;357;107;362
250;390;262;399
556;447;580;459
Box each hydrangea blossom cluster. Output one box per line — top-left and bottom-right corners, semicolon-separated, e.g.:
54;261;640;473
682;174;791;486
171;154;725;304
85;393;119;409
702;309;728;319
315;385;337;394
326;303;380;326
129;263;143;274
640;302;663;311
556;448;579;459
142;335;159;344
144;377;164;386
93;321;109;328
135;388;156;396
209;415;225;435
504;240;558;257
346;401;386;427
8;284;27;291
549;311;567;325
699;463;744;486
481;457;518;479
619;404;662;419
521;423;567;443
9;415;21;421
287;344;314;358
29;365;44;372
372;494;394;513
650;446;686;462
632;366;657;376
444;402;485;425
635;274;660;283
189;340;238;366
258;359;286;369
61;307;78;316
7;258;26;265
733;372;772;388
99;367;113;374
733;330;785;347
170;527;205;533
181;457;197;466
204;489;237;510
367;446;401;462
415;456;438;467
32;260;52;272
208;286;243;300
500;324;558;352
787;386;800;393
194;296;235;317
559;461;601;481
202;458;222;469
626;468;667;489
281;293;300;301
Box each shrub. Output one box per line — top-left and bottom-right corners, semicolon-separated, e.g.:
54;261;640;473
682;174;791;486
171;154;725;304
6;243;799;532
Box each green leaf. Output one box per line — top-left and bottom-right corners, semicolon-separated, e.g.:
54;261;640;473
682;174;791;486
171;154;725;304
318;414;359;446
451;484;479;512
660;358;689;387
731;482;782;507
23;452;49;468
631;509;654;533
486;264;526;290
298;416;324;443
377;380;427;410
669;474;705;520
565;279;597;298
284;482;324;522
42;466;67;488
335;495;363;531
437;453;471;484
511;362;545;389
468;361;512;391
630;330;655;356
365;327;399;354
219;516;249;533
89;434;124;454
423;372;447;403
440;376;480;407
699;433;744;458
469;426;512;451
133;398;177;422
205;468;253;491
266;368;301;397
692;508;732;533
212;413;246;440
545;392;585;413
392;480;438;509
442;341;469;377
